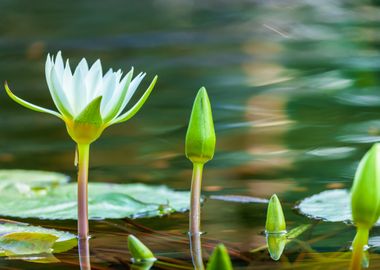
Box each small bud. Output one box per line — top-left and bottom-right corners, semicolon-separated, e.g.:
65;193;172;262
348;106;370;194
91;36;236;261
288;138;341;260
127;235;156;263
185;87;216;164
206;244;233;270
351;143;380;229
265;194;286;233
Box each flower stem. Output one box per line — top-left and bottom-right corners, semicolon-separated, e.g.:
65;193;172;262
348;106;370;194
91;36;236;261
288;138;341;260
350;226;369;270
77;143;90;240
189;162;205;270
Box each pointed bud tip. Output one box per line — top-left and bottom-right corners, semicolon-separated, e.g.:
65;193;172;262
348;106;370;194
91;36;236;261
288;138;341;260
127;235;156;263
265;194;286;233
206;244;233;270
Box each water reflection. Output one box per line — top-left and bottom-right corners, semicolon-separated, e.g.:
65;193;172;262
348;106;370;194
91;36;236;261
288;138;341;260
189;232;205;270
78;238;91;270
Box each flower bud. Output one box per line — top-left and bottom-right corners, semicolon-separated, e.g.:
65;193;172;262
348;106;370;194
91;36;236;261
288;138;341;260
265;194;286;233
206;244;233;270
351;143;380;229
185;87;216;164
127;235;156;263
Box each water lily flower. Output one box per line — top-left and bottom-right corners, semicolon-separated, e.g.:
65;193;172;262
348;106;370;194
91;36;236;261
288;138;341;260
5;51;157;144
4;51;158;240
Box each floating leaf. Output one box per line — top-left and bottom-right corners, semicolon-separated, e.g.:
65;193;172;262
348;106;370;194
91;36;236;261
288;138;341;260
0;170;192;219
0;170;70;187
0;232;58;255
0;222;76;259
297;189;380;225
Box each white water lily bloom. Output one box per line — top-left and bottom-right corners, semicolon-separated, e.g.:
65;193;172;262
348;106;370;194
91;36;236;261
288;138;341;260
5;51;157;144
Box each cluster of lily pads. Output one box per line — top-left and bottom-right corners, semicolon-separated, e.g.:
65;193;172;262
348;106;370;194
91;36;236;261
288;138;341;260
2;51;378;270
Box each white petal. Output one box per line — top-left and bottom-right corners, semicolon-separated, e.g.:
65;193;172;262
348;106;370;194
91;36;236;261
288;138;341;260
53;51;65;81
100;69;117;116
102;69;132;119
116;72;146;116
86;59;102;100
45;54;53;90
62;59;74;106
50;67;74;116
72;64;87;115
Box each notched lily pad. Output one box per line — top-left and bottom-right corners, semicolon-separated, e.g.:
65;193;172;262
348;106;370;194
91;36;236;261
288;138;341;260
297;189;380;225
0;170;192;220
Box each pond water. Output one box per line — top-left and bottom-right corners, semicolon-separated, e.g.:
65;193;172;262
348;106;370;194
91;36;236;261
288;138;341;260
1;0;380;269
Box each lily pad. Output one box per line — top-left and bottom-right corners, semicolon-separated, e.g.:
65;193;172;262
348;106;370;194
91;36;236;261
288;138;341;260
297;189;380;225
0;222;76;256
0;170;192;220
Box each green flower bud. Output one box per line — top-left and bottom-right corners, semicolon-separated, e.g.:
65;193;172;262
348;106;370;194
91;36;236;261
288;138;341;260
265;194;286;233
351;143;380;229
127;235;156;263
266;233;286;261
206;244;233;270
185;87;216;164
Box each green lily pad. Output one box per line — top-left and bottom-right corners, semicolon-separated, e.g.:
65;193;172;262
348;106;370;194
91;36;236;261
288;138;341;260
0;232;58;255
0;222;76;256
297;189;380;225
0;170;192;220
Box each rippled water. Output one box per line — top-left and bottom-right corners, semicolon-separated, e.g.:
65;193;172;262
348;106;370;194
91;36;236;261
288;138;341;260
1;0;380;269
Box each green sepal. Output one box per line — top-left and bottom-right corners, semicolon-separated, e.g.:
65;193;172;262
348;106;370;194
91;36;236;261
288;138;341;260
351;143;380;229
4;82;62;119
185;87;216;164
265;194;286;233
206;244;233;270
128;235;156;263
74;96;103;126
111;75;158;125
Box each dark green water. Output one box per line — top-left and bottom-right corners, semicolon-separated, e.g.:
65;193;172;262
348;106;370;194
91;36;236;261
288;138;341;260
1;0;380;269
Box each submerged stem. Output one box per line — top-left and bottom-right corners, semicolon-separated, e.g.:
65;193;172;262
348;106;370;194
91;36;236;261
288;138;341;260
350;226;369;270
77;143;90;240
189;162;205;270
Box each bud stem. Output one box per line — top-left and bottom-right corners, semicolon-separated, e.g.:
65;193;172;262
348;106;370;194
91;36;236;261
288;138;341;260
77;143;90;240
350;226;369;270
189;162;205;270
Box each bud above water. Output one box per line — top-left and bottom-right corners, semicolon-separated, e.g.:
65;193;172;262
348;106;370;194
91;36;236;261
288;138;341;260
351;143;380;229
185;87;216;164
127;235;156;263
265;194;286;233
206;244;233;270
